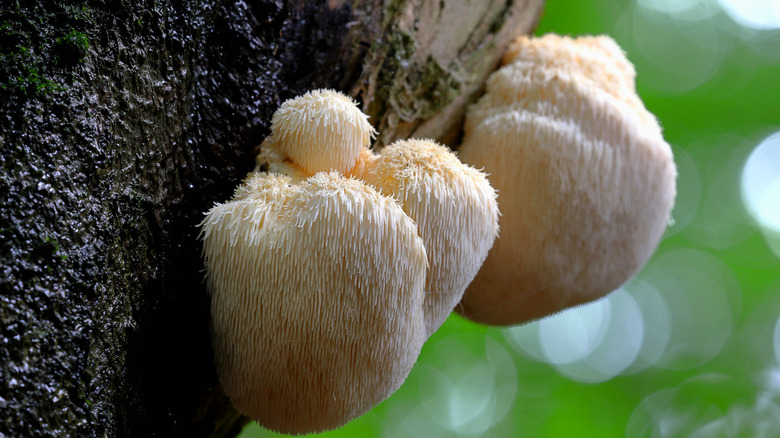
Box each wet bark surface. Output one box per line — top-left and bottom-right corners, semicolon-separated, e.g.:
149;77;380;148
0;0;543;436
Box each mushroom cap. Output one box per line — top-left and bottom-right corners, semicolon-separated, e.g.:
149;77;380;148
271;89;377;175
456;34;676;325
200;172;428;434
361;139;499;335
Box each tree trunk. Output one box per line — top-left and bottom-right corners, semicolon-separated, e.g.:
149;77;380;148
0;0;543;436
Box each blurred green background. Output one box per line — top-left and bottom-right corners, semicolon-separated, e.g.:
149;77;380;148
240;0;780;436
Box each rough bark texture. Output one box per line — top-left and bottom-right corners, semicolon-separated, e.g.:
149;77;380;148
0;0;543;436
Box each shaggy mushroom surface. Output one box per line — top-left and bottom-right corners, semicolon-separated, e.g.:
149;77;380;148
457;34;677;326
200;89;499;433
201;172;428;434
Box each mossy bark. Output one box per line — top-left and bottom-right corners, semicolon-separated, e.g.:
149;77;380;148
0;0;543;436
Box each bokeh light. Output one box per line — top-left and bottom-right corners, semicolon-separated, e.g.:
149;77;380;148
417;335;517;436
637;0;711;17
774;315;780;365
626;374;780;438
538;298;611;366
623;281;672;373
718;0;780;29
551;292;644;382
372;334;519;438
641;248;740;369
742;131;780;256
682;133;755;249
505;290;645;383
626;2;727;95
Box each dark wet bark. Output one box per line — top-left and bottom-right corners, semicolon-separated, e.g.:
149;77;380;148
0;0;543;436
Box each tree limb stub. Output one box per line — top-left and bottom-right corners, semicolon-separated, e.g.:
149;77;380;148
350;0;545;146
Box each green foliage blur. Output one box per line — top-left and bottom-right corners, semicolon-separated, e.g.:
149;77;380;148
241;0;780;436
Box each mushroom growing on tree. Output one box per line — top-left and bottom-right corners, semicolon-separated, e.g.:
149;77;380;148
353;139;499;335
200;89;499;433
201;172;429;434
270;88;377;175
456;34;677;326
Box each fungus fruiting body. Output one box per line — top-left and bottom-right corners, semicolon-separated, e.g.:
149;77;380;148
271;88;377;175
201;172;428;434
457;34;677;326
201;89;499;433
355;139;499;335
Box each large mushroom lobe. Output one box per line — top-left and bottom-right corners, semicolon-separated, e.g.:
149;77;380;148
354;139;499;335
456;34;677;325
200;172;428;434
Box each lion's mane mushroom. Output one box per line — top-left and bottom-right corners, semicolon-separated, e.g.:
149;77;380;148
201;171;428;434
456;34;677;326
201;88;501;432
353;139;499;335
270;88;377;175
264;88;499;335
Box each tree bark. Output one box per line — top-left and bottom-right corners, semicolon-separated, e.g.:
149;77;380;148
0;0;543;436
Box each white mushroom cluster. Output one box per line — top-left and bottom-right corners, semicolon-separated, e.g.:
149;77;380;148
200;33;678;433
457;34;677;325
200;89;499;434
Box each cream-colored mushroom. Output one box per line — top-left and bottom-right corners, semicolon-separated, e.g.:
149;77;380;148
270;88;377;175
267;88;500;335
502;34;639;106
252;137;309;182
457;34;676;325
355;139;499;335
200;171;428;434
466;34;656;134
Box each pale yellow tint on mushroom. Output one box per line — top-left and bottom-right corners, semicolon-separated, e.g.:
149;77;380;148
252;138;309;183
356;139;500;335
271;89;377;175
457;34;676;325
200;172;428;434
503;34;637;106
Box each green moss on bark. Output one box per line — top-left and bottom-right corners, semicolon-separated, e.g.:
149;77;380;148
363;29;462;145
0;2;93;95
